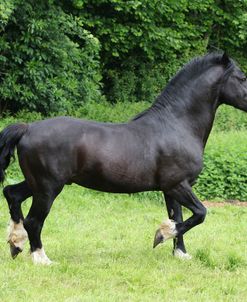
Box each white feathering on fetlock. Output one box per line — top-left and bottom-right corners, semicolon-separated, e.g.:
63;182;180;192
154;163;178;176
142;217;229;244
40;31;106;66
7;219;28;251
174;248;192;260
31;248;52;265
159;219;178;240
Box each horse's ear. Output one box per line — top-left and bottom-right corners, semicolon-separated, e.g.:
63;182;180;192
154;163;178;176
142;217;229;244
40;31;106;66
221;52;230;66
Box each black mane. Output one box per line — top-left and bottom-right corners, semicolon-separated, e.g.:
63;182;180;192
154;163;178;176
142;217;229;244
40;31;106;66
163;53;234;95
133;53;235;121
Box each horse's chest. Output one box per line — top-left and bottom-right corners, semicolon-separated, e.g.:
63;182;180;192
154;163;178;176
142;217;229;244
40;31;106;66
156;146;203;188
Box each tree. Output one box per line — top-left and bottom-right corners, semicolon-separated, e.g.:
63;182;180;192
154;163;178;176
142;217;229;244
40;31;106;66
1;0;246;113
0;0;102;114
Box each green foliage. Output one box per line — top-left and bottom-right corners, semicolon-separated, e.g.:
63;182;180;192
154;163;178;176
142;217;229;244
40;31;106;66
0;0;102;114
66;99;148;122
73;0;210;102
209;0;247;71
214;105;247;132
70;0;247;103
0;0;17;31
1;1;247;111
104;60;181;103
196;131;247;201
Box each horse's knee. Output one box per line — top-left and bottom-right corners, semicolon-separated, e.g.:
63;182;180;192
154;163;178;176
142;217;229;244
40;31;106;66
3;185;12;204
3;185;22;207
195;206;207;224
3;182;31;206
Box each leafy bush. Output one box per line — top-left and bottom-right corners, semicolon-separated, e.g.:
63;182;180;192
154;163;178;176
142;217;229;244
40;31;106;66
2;1;247;114
66;100;148;122
196;131;247;201
73;0;208;103
214;105;247;132
0;0;102;114
71;0;247;104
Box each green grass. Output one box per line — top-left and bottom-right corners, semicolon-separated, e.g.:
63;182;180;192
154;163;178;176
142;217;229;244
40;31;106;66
0;185;246;302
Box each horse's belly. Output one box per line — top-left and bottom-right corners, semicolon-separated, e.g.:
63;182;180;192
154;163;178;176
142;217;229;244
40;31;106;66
72;168;158;193
73;181;157;193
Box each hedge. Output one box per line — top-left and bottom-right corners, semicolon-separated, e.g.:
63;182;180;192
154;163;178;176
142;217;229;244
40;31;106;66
195;131;247;201
1;0;247;114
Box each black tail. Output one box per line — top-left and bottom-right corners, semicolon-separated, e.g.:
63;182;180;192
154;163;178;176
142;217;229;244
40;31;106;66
0;123;28;182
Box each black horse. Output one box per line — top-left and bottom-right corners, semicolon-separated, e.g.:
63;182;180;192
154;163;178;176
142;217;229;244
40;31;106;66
0;53;246;264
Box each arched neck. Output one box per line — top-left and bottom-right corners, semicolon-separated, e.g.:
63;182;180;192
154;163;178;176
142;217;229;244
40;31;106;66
132;68;224;148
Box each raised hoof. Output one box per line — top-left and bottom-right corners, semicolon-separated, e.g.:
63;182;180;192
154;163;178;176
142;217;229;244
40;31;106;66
173;248;192;260
153;219;178;248
153;229;164;248
9;243;22;259
7;219;28;255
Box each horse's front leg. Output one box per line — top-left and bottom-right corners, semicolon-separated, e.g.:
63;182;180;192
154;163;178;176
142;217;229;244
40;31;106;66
153;181;206;257
163;193;191;259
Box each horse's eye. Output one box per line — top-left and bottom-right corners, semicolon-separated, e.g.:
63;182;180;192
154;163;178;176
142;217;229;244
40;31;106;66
240;77;247;83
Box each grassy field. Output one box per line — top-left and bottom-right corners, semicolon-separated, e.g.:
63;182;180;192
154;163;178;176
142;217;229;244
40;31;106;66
0;185;246;302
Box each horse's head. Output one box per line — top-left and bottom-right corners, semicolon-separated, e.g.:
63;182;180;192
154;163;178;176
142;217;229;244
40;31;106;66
219;53;247;112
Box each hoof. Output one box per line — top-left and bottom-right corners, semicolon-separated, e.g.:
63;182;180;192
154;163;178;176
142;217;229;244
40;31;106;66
153;229;164;248
7;219;28;255
9;243;22;259
153;219;177;248
173;248;192;260
31;248;53;265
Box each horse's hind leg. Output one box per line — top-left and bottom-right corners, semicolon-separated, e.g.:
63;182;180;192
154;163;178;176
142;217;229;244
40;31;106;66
164;194;191;259
24;183;63;265
3;181;32;258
